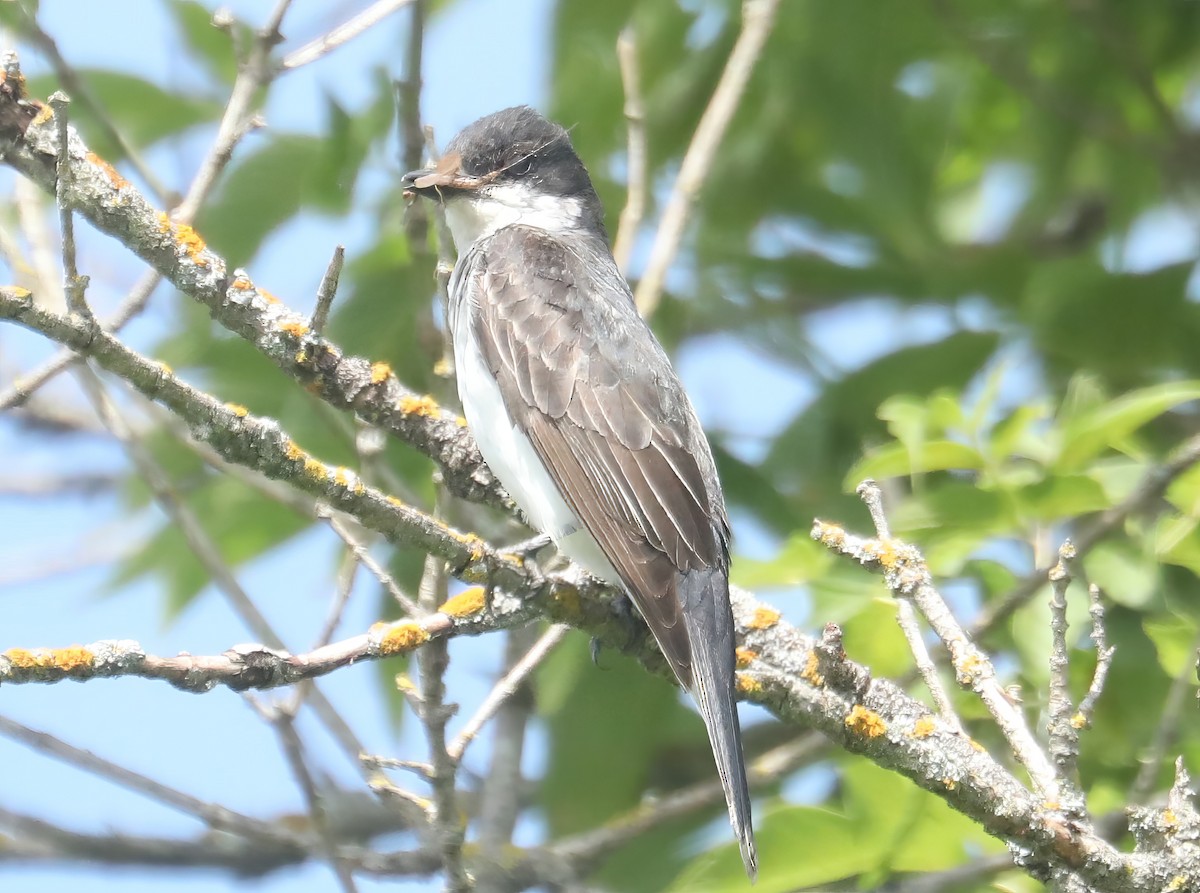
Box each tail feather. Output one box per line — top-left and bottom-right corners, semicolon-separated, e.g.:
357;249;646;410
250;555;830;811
678;568;757;881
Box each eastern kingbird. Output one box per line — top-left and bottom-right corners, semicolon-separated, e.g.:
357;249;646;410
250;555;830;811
403;106;757;878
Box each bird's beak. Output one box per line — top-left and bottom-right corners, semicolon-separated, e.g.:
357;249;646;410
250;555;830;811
402;152;480;200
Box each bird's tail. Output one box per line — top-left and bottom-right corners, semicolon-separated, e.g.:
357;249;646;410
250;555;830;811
678;568;757;881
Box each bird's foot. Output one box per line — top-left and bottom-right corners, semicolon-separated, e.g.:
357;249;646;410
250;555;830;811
590;592;636;667
499;532;554;568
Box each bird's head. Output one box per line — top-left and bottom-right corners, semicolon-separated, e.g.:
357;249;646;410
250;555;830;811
402;106;605;249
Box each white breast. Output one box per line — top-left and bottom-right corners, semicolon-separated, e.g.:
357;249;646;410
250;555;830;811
451;285;620;586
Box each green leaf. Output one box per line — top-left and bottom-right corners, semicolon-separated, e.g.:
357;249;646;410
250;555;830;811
198;134;329;266
845;440;984;488
540;636;690;839
667;806;870;892
1143;615;1199;677
24;70;221;158
165;0;243;84
1088;541;1162;610
1014;474;1109;521
1058;380;1200;470
731;532;831;590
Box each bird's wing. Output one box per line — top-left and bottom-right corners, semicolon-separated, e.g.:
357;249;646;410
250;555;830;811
460;226;729;687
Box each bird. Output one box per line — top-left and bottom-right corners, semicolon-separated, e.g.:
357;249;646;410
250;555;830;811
402;105;757;879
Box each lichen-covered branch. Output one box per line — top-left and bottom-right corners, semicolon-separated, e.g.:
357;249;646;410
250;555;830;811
0;62;504;508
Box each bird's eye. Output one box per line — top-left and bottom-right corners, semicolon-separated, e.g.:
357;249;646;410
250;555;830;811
509;157;533;176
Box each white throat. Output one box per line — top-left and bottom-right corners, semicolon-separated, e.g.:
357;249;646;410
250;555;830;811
443;182;585;250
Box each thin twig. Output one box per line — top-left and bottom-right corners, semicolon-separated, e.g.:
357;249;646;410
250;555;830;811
0;714;293;845
1129;622;1200;804
310;244;346;335
474;625;550;881
171;0;295;223
975;431;1200;636
47;91;89;319
269;707;360;893
448;623;568;763
282;0;418;70
1074;584;1114;729
0;0;300;408
817;489;1061;804
71;364;370;778
416;549;471;891
1046;540;1085;812
555;732;824;872
611;25;646;275
396;0;428;246
857;481;962;732
13;7;173;204
321;508;422;616
633;0;781;317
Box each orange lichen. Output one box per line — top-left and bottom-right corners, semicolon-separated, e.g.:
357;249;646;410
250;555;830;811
258;289;281;304
845;705;886;738
433;357;453;377
295;349;309;364
370;362;393;384
157;212;172;234
4;648;41;669
800;649;824;687
1070;712;1088;730
910;716;936;738
157;361;173;377
50;646;93;671
32;104;53;126
943;777;957;791
811;520;846;549
303;457;325;478
379;622;429;655
333;467;352;487
439;586;487;617
398;394;439;418
278;319;308;337
283;439;303;462
450;532;486;562
456;415;469;428
957;652;985;686
5;287;31;300
735;674;762;697
873;539;901;570
747;605;781;630
173;223;209;267
87;151;128;190
385;495;404;507
734;647;757;669
226;403;249;418
231;274;254;291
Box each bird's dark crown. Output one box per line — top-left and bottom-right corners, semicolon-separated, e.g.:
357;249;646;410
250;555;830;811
447;106;598;203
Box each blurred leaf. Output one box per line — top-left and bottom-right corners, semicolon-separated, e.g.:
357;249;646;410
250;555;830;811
198;134;332;266
732;531;831;590
111;478;309;616
540;636;689;838
25;69;221;158
165;0;243;84
667;806;869;892
1057;380;1200;470
1143;615;1199;677
1088;541;1162;610
846;440;984;487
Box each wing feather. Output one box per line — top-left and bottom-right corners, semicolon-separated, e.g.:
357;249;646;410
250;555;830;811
461;226;730;683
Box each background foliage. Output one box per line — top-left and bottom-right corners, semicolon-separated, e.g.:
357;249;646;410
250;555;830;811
4;1;1200;891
